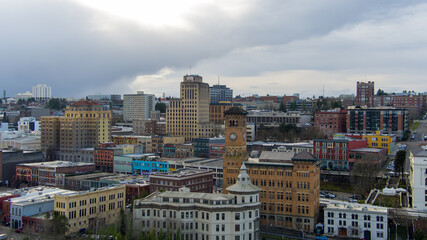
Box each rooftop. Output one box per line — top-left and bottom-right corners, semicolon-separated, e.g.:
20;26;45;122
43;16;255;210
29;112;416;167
17;161;94;168
259;151;295;163
224;106;247;115
150;168;212;178
71;100;100;106
350;148;385;153
325;202;388;213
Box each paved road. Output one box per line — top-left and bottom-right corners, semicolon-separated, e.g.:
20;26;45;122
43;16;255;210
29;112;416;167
404;119;427;172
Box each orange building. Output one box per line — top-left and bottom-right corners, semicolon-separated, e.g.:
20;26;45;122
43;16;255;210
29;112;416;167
222;106;320;232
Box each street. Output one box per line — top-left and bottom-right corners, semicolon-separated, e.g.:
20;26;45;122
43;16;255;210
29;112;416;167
404;119;427;172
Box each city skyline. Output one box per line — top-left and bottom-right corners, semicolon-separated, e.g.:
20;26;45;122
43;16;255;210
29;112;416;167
1;1;427;98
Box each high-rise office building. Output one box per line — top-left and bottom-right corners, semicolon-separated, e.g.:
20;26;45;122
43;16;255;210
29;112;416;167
210;84;233;103
123;91;155;122
355;81;374;107
32;84;51;101
166;75;213;141
41;100;112;160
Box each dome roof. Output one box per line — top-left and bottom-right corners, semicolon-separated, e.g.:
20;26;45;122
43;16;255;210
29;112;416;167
226;164;260;194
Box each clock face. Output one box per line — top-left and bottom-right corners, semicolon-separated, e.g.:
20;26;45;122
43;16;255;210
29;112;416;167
229;132;238;141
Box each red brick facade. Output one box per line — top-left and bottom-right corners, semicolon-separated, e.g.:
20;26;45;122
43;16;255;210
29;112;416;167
314;110;347;138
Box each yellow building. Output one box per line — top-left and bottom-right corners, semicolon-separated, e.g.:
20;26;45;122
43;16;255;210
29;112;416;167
362;131;395;154
222;106;320;232
166;75;213;142
41;100;112;160
54;185;126;233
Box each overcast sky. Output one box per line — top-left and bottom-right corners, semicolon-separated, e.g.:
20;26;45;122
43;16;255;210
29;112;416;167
1;0;426;99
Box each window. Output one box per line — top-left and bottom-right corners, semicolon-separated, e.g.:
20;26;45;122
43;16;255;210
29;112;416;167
235;224;240;232
235;213;240;220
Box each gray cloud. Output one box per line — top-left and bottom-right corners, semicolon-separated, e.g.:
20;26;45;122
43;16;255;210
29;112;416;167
0;0;426;98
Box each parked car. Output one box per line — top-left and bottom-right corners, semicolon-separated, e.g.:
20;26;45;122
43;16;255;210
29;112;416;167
316;236;328;240
320;193;325;198
348;197;358;203
325;193;336;199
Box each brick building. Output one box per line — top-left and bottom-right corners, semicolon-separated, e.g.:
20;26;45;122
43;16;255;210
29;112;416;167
313;138;367;171
314;109;347;138
149;168;214;193
355;81;375;107
222;107;320;232
16;161;95;186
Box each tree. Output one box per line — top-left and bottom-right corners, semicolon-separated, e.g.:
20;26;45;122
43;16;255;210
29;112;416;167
118;208;126;236
395;150;406;176
279;101;286;112
414;229;425;240
350;163;380;197
289;101;297;111
302;100;307;111
155;102;166;113
51;211;69;235
47;98;67;110
376;89;387;95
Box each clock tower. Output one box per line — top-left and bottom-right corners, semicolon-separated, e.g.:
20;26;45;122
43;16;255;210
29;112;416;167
222;106;248;193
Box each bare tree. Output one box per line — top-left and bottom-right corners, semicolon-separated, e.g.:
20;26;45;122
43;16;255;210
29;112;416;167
350;163;380;197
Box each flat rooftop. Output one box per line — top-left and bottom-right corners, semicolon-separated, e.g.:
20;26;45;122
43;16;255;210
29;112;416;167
325;202;388;214
18;161;94;168
350;148;385;153
150;168;213;178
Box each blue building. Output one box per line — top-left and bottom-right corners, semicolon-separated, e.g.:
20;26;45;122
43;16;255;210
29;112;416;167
210;84;233;103
115;153;168;176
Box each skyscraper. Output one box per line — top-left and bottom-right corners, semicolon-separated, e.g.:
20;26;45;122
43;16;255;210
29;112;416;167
166;75;215;141
210;84;233;103
123;91;155;121
32;84;51;101
41;100;112;160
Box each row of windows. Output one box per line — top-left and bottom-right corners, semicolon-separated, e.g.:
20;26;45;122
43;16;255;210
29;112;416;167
327;212;384;222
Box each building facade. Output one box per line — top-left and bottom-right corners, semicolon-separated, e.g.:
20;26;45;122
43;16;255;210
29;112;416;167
133;165;260;240
324;202;388;239
346;107;409;139
314;109;347;138
355;81;375;107
54;185;126;233
313;138;367;171
222;108;320;232
247;111;311;128
123;91;155;122
16;161;95;186
149;169;214;193
32;84;51;101
209;102;235;124
210;84;233;103
245;151;320;232
41;100;112;160
166;75;212;141
409;147;427;211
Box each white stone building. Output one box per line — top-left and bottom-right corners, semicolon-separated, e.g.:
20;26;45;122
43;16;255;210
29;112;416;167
410;147;427;211
123;91;155;122
324;202;388;239
32;84;51;101
133;164;260;240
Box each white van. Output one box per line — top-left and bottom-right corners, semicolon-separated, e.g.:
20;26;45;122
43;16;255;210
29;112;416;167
0;234;7;240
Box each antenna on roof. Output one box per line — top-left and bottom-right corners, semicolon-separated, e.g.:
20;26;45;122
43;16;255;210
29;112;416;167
218;76;220;85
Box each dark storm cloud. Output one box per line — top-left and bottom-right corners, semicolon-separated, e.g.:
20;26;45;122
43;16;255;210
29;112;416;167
0;0;426;98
